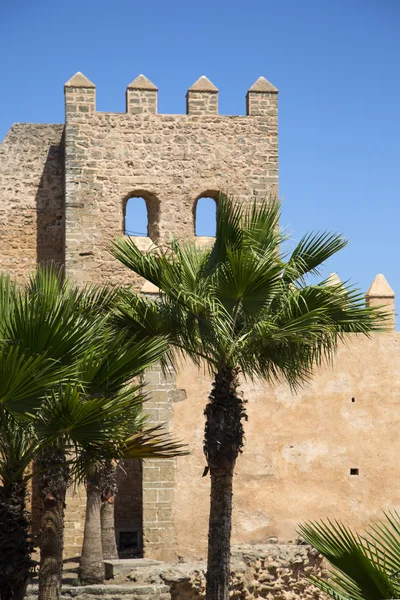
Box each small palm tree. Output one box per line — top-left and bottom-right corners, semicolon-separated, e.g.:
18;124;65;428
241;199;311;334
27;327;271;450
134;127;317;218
74;334;187;584
298;512;400;600
111;196;385;600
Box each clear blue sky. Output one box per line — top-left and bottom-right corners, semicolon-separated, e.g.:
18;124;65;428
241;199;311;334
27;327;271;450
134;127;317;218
1;0;399;324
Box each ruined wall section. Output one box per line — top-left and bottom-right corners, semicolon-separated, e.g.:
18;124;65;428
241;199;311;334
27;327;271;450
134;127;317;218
0;124;64;277
63;73;278;286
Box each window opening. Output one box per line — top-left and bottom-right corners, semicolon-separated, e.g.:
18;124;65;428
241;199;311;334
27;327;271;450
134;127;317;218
124;197;148;236
350;468;359;476
195;197;217;237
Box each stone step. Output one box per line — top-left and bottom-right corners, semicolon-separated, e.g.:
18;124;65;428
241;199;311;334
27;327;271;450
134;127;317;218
105;558;163;580
26;583;170;600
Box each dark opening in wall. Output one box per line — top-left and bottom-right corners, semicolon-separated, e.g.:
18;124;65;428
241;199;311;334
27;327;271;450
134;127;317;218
195;196;217;237
123;191;160;241
115;459;143;557
351;397;355;403
350;468;359;476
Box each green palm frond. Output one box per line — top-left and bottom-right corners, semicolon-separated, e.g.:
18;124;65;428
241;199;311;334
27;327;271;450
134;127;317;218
284;231;348;283
35;385;141;446
111;195;385;385
0;346;68;415
299;517;400;600
0;411;38;484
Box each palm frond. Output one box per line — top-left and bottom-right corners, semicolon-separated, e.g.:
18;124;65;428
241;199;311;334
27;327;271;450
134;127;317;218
299;519;400;600
284;231;348;283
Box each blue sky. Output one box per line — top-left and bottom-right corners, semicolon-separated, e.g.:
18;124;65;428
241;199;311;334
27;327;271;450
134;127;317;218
1;0;399;324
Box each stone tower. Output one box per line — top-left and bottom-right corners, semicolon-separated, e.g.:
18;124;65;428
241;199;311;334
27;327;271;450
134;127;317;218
62;72;279;286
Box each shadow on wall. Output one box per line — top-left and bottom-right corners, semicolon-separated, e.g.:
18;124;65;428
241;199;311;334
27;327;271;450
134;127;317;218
35;134;65;269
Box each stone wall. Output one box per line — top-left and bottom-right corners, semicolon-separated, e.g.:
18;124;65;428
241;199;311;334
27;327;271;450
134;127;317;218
0;123;64;278
124;544;327;600
63;73;278;286
141;363;185;561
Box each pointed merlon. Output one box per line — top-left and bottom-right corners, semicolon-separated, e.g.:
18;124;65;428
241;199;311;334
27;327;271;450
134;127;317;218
127;74;158;90
141;280;160;295
366;274;395;298
248;76;278;93
64;72;96;88
326;273;342;286
188;76;218;92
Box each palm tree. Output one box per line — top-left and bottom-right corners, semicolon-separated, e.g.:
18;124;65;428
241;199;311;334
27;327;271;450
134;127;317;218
4;270;109;600
0;269;182;600
0;270;86;600
0;412;37;600
75;333;186;584
298;512;400;600
111;196;386;600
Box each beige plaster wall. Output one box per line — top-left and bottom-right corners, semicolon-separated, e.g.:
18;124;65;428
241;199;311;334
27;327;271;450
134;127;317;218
172;332;400;559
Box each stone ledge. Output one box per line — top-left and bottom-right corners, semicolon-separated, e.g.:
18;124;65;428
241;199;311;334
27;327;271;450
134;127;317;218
26;583;170;600
105;558;163;580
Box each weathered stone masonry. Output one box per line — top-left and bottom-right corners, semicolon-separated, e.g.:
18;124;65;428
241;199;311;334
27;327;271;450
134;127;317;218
63;72;278;286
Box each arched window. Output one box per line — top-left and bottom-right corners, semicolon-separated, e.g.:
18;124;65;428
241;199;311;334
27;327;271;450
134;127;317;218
124;197;148;237
195;196;217;237
123;191;160;241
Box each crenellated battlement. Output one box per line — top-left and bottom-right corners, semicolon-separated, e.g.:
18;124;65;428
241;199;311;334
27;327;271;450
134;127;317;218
61;71;279;285
64;71;278;118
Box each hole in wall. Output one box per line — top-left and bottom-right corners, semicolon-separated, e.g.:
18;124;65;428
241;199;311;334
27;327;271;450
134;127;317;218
195;196;217;237
351;397;355;403
350;468;359;476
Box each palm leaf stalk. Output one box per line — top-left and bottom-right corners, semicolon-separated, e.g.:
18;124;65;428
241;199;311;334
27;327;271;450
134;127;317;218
298;512;400;600
111;195;386;600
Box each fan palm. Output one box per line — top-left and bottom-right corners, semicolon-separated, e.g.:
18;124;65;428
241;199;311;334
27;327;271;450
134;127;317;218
298;512;400;600
0;269;91;600
111;195;386;600
0;412;38;600
0;269;182;600
74;332;186;584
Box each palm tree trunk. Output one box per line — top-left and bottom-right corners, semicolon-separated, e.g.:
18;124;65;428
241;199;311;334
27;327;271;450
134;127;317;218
204;367;245;600
37;446;69;600
100;462;118;561
79;475;104;584
0;477;32;600
101;500;118;560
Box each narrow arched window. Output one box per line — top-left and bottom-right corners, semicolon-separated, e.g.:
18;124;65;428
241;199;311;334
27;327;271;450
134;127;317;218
124;197;148;237
195;196;217;237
